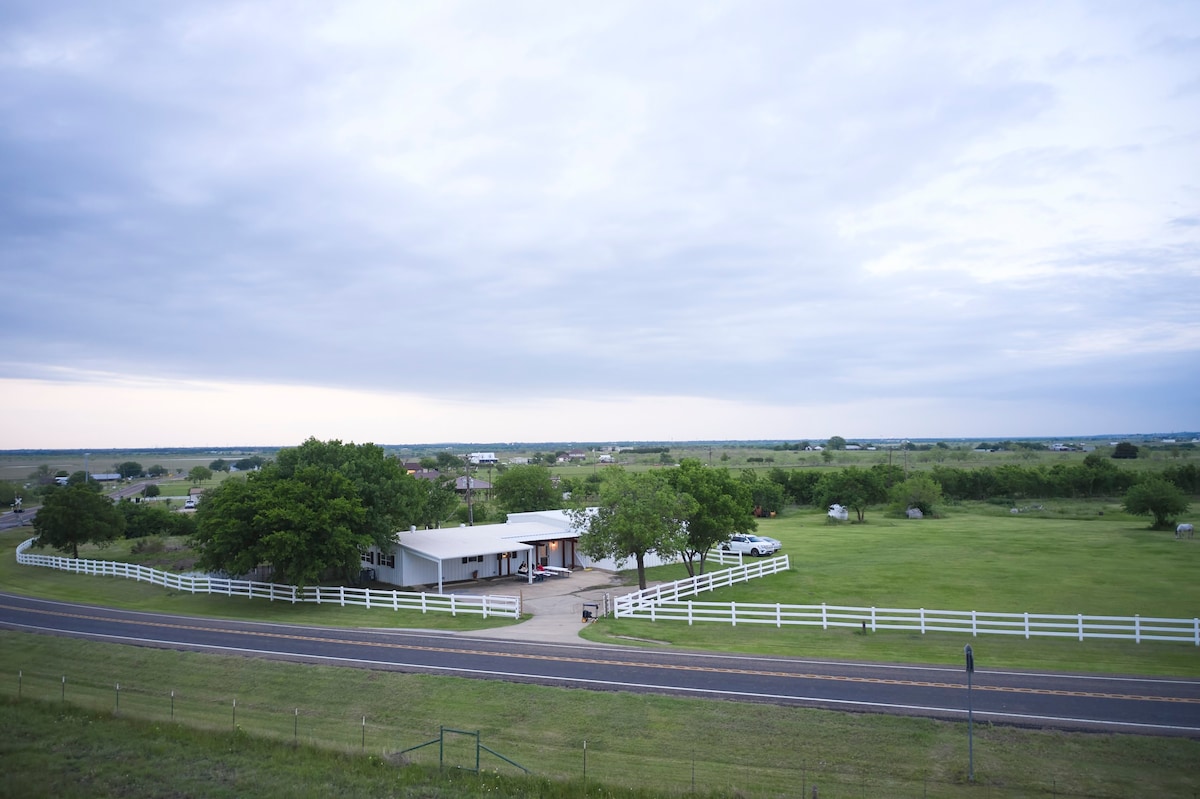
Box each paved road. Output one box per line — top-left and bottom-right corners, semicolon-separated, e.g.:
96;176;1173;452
1;591;1197;736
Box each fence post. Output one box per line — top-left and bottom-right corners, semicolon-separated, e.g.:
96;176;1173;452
920;608;926;634
822;603;827;630
972;610;977;637
1024;611;1030;639
777;603;782;628
393;590;398;611
339;586;345;607
871;606;876;632
731;601;737;627
688;600;694;626
450;594;457;617
1078;613;1084;642
1135;615;1141;644
1194;618;1199;646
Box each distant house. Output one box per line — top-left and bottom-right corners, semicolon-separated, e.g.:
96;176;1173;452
566;449;587;461
454;476;492;494
90;473;122;482
411;469;440;482
469;452;499;465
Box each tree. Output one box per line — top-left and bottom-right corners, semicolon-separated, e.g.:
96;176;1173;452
668;459;756;577
739;470;786;516
1122;478;1190;529
142;483;161;498
115;461;144;480
209;458;230;472
147;464;169;477
415;477;459;529
888;474;944;516
32;485;126;558
493;465;559;513
234;456;266;471
435;452;465;472
117;500;194;539
827;436;848;450
817;467;886;522
1112;442;1139;460
188;466;213;486
568;469;697;590
274;438;424;547
193;466;367;584
193;438;427;585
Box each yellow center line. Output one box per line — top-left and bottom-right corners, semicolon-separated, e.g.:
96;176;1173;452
5;603;1196;705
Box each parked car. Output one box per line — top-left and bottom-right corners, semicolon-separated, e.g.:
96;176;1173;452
753;535;782;550
183;498;196;510
719;534;779;557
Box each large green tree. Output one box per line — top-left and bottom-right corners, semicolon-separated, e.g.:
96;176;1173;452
817;467;887;522
568;469;696;590
493;465;559;513
888;474;944;516
188;466;213;486
1122;478;1190;529
274;438;424;547
192;439;425;584
668;459;756;576
115;461;144;480
32;485;126;558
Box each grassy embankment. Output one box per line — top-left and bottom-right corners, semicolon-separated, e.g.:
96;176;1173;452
2;633;1199;799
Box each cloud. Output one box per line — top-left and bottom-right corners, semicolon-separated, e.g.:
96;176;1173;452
1;1;1197;447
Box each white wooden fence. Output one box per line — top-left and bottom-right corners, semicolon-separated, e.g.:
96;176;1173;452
615;599;1200;644
615;554;790;614
613;551;1200;645
15;539;521;618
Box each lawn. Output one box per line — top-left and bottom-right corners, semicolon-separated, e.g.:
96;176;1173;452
582;501;1200;676
2;632;1197;798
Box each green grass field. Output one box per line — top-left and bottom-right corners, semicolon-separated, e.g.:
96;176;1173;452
2;633;1198;799
582;502;1200;676
3;494;1199;797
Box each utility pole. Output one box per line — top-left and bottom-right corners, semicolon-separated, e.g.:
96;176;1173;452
466;460;474;526
965;644;975;783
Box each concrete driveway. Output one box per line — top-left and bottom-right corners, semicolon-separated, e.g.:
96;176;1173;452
455;568;626;644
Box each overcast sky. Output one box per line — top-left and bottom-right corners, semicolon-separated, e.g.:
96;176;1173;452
2;1;1197;449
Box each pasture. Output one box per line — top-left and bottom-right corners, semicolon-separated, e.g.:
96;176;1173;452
584;501;1200;676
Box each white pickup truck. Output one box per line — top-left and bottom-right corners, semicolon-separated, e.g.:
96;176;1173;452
719;534;779;557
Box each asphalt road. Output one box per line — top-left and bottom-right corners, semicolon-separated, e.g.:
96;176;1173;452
1;591;1197;736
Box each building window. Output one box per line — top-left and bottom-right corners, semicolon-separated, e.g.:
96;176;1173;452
381;554;395;568
361;551;375;564
461;555;483;564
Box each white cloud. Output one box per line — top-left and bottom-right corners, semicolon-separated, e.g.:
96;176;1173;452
0;1;1196;447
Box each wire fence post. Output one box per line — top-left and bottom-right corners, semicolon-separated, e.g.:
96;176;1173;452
170;690;175;719
115;682;120;712
232;698;236;731
361;715;366;751
294;708;299;744
582;739;587;793
61;675;65;703
17;670;21;701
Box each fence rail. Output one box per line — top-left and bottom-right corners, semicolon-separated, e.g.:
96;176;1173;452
614;554;790;613
616;598;1200;644
612;551;1199;644
15;539;521;618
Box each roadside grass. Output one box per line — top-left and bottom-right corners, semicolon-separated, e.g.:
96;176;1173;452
582;504;1200;676
2;632;1198;799
0;530;517;632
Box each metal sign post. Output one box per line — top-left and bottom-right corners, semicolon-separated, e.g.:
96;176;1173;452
964;644;975;783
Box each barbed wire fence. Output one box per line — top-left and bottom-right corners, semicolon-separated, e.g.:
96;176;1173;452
4;664;1173;799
